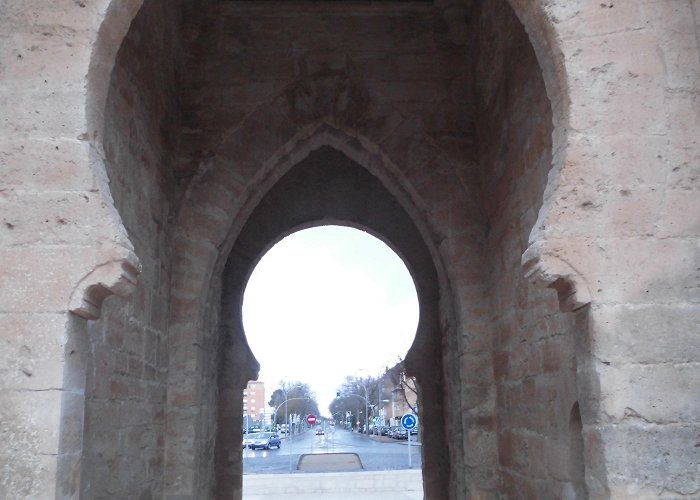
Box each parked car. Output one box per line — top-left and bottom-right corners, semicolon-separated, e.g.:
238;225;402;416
389;427;407;439
247;432;281;450
387;426;401;438
395;428;408;440
315;428;325;435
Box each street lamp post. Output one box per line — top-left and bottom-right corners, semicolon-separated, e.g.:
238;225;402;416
278;384;302;435
344;386;370;434
284;387;288;436
273;396;310;472
362;384;369;435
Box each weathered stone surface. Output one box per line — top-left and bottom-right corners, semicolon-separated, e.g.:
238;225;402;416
1;0;699;498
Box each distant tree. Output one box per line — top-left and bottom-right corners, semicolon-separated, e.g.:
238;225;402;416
329;375;384;427
268;381;319;424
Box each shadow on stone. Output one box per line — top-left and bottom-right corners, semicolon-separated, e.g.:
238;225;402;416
297;453;364;472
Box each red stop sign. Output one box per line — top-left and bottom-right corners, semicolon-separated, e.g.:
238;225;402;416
307;414;317;425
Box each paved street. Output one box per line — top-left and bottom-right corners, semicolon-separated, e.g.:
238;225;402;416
243;427;422;475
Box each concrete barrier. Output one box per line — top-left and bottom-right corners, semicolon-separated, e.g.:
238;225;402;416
297;452;364;472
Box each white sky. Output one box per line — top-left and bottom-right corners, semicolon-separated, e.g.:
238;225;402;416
242;225;419;416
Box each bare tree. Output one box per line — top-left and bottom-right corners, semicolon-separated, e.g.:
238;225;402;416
329;375;382;428
386;361;419;415
268;380;319;424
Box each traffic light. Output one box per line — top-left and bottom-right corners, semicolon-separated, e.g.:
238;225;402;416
336;391;340;399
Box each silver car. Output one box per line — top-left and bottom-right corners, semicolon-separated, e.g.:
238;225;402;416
248;432;281;450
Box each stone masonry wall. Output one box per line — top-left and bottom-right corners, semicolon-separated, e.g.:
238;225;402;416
0;1;140;498
79;1;182;497
475;2;586;498
176;2;477;182
2;1;699;499
165;3;487;496
527;2;700;496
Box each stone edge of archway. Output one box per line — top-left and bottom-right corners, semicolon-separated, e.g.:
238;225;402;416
165;112;456;495
505;0;591;312
211;137;450;499
68;0;145;321
78;0;586;496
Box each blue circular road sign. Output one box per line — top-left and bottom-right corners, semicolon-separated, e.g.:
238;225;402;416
401;413;417;430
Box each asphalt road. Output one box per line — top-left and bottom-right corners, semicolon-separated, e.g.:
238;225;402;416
243;427;422;474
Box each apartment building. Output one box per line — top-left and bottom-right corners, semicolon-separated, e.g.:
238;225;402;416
243;381;266;422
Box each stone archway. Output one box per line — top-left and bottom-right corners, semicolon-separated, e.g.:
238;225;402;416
79;1;589;499
216;145;449;498
3;0;699;498
163;116;471;497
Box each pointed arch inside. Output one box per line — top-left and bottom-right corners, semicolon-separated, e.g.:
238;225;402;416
216;145;449;498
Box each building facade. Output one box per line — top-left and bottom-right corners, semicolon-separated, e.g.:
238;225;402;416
243;380;266;424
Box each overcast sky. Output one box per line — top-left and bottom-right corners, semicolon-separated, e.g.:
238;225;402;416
242;225;419;416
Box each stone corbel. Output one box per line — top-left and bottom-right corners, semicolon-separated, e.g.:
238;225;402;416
69;243;141;320
522;240;591;312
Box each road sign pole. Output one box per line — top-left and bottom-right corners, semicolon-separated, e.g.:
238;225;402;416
408;429;412;468
400;413;417;469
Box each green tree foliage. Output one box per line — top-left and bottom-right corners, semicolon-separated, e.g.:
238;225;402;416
268;381;320;423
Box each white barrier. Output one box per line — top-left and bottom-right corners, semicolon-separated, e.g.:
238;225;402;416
243;470;423;497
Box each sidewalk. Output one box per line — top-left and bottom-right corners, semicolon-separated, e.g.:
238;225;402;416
367;434;421;446
243;470;423;500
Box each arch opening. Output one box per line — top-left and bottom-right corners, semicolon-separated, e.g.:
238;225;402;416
241;225;420;418
217;145;449;498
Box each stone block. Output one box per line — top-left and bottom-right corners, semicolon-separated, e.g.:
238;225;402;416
667;151;700;191
0;245;101;313
563;132;669;187
553;1;645;39
0;190;115;246
596;422;700;496
567;30;666;137
0;312;69;391
590;304;700;364
596;363;700;424
0;87;86;137
665;89;700;175
0;0;102;34
547;237;700;304
58;390;86;454
0;450;57;500
648;0;700;90
545;179;662;239
0;32;92;89
1;389;62;456
541;337;568;374
0;137;93;190
544;437;573;482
